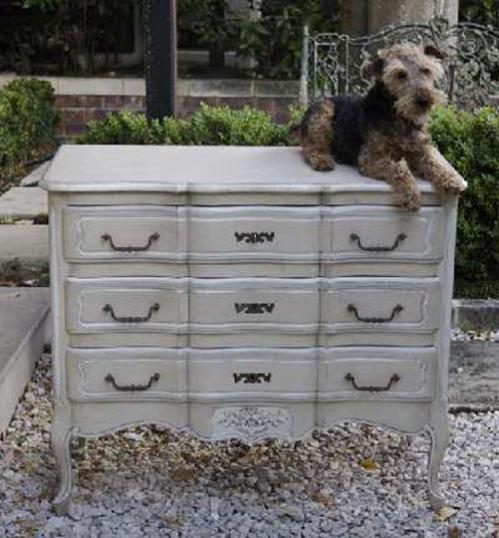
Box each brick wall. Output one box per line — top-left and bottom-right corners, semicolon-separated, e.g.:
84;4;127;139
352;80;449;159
54;95;147;138
2;77;302;139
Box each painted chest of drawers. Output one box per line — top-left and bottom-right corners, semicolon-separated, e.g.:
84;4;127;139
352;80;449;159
40;145;459;513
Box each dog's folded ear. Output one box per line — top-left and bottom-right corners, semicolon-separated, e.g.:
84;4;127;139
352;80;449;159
424;44;445;60
362;57;384;80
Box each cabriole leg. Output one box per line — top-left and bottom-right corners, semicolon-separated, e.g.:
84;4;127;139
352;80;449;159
51;408;73;515
427;415;450;511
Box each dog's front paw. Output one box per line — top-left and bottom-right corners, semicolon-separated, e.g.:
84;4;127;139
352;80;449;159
398;187;421;211
308;153;335;172
441;172;468;194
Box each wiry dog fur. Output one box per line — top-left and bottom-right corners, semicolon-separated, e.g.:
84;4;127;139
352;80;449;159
300;43;467;209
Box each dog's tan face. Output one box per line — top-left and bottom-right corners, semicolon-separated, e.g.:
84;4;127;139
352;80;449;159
364;43;447;125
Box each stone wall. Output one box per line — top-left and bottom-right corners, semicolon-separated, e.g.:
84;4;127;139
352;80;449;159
0;75;299;139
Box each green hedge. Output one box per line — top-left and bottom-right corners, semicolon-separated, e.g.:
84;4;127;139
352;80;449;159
77;104;289;146
79;104;498;298
0;78;58;188
428;106;499;299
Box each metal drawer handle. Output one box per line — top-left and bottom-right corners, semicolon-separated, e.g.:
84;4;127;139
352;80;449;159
234;303;275;314
101;232;160;252
345;372;400;393
105;372;160;392
103;303;160;323
347;303;403;323
234;232;275;244
233;372;272;384
350;232;406;252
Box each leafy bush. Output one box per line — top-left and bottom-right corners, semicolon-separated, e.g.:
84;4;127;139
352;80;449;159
429;106;499;298
76;111;165;145
0;78;58;188
77;104;289;146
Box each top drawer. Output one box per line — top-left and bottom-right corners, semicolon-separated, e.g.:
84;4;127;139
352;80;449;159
324;206;445;261
189;206;320;260
63;206;186;261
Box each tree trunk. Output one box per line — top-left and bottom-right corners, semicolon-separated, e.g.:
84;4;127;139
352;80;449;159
441;0;459;26
338;0;459;37
367;0;437;33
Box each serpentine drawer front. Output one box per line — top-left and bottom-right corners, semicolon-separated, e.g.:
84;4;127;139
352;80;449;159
63;206;186;262
41;145;459;513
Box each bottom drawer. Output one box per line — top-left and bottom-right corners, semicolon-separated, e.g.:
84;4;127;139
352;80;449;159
67;348;187;402
318;347;436;401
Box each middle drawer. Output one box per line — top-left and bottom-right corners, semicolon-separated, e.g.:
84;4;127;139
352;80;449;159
65;277;440;348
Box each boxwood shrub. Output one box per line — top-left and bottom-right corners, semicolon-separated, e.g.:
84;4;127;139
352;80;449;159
77;103;289;146
79;103;498;298
428;106;499;299
0;78;58;190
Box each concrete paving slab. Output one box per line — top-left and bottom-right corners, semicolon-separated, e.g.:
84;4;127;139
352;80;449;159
0;187;47;224
0;287;50;436
449;341;499;408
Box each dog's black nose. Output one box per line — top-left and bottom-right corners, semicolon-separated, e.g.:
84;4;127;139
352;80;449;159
416;96;430;108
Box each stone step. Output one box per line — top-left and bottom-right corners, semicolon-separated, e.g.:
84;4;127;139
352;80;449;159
0;186;47;224
452;299;499;333
449;341;499;409
0;225;49;285
0;287;50;437
20;162;51;187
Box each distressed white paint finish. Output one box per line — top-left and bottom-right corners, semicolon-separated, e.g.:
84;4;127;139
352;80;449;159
66;348;187;402
317;347;436;401
40;145;460;513
324;206;445;260
63;206;187;262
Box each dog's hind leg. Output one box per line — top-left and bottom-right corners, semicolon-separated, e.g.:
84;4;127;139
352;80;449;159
300;99;335;171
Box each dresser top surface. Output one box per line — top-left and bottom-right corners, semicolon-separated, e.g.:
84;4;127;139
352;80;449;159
40;145;437;195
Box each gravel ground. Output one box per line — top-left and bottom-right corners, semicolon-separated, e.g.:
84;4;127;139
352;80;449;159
0;354;498;538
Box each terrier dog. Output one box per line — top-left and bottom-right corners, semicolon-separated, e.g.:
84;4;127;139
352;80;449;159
300;43;467;209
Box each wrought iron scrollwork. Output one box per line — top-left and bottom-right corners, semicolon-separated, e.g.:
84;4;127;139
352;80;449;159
303;15;499;107
101;232;160;252
103;303;160;323
347;303;403;323
344;372;400;393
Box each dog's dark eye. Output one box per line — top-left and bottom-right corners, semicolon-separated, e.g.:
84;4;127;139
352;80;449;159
420;68;432;76
396;70;407;80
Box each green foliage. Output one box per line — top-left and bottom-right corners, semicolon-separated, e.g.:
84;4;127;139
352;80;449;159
21;0;60;8
77;104;289;146
460;0;499;27
177;0;340;78
75;111;165;145
429;106;499;298
180;104;288;145
0;78;58;185
238;0;339;79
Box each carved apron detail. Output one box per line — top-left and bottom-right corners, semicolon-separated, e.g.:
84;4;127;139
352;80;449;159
211;406;292;441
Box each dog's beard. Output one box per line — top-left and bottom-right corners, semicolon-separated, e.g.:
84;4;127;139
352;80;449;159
394;89;446;126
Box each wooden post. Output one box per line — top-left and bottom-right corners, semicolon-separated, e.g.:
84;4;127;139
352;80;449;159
144;0;177;119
